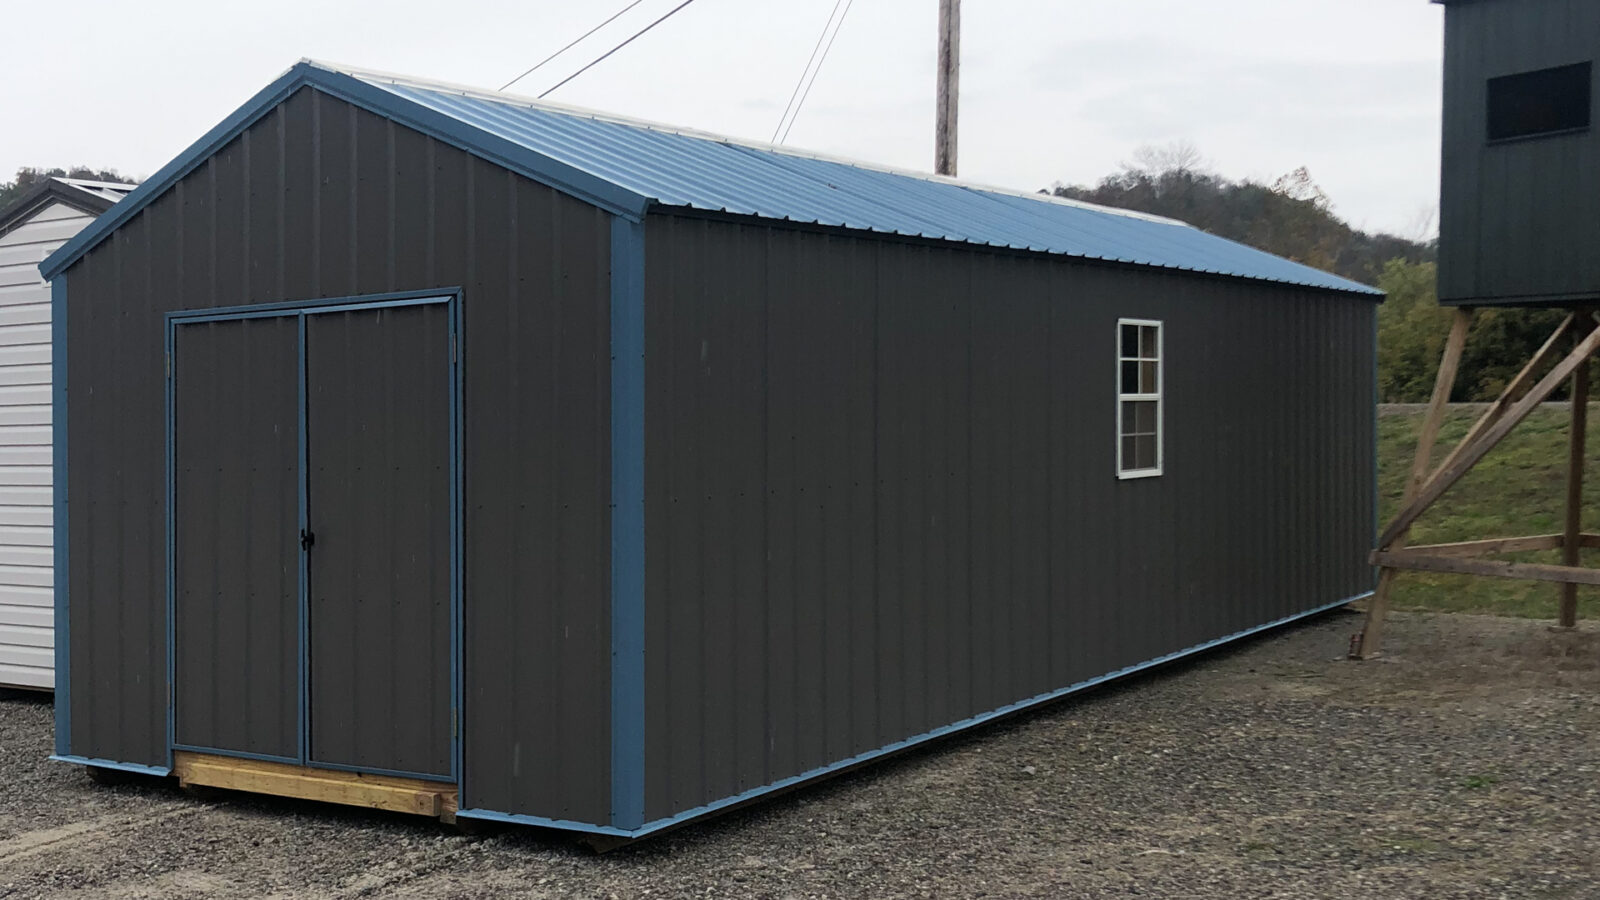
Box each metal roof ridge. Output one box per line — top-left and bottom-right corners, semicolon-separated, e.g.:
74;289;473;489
303;58;1191;228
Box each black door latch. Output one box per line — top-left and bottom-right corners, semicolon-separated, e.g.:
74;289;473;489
300;528;316;550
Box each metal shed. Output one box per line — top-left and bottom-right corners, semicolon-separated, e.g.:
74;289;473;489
41;60;1379;840
0;177;132;690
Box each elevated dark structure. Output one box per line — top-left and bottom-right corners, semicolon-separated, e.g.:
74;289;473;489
43;61;1378;839
1358;0;1600;658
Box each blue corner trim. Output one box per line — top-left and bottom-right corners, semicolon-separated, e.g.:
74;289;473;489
38;62;649;281
51;755;172;778
50;275;67;752
609;216;647;831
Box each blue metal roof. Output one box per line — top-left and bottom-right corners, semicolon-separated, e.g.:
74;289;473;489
42;61;1381;296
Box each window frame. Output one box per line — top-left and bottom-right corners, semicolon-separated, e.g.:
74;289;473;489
1116;317;1164;480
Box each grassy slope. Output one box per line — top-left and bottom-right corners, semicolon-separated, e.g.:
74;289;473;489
1380;406;1600;618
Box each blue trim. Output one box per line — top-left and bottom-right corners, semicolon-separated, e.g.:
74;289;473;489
166;289;456;324
50;276;67;753
608;217;647;831
164;316;176;768
302;757;456;785
170;744;302;767
450;295;465;794
467;591;1368;839
456;807;638;838
38;62;648;280
51;755;173;778
297;313;309;764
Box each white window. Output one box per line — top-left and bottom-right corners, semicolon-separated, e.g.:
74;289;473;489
1117;319;1162;478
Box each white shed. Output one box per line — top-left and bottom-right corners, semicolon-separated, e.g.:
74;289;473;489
0;177;132;690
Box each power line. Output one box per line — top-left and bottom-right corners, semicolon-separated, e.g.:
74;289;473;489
538;0;702;99
771;0;848;143
780;0;854;144
501;0;650;92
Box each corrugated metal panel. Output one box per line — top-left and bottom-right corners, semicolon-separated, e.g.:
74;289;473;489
642;212;1376;822
307;304;451;778
173;316;300;759
352;70;1376;297
1438;0;1600;305
66;87;614;823
0;201;90;690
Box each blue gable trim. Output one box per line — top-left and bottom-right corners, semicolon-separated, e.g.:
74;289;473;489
52;275;68;752
39;62;650;281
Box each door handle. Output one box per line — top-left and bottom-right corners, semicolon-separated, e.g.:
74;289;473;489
300;528;316;550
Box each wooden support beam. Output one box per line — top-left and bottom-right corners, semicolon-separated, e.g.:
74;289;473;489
1372;551;1600;586
1369;534;1566;560
1561;336;1590;628
172;751;458;822
1431;312;1576;481
1379;315;1600;551
1355;308;1472;658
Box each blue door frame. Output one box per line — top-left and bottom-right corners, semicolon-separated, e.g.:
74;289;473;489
164;289;463;784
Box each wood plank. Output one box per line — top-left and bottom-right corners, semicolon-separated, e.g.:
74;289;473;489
171;751;457;821
1358;308;1472;659
1374;534;1566;559
1372;551;1600;586
1580;533;1600;550
1379;315;1600;550
1562;341;1590;627
1431;312;1575;480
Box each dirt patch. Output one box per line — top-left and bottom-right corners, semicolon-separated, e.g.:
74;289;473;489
2;610;1598;898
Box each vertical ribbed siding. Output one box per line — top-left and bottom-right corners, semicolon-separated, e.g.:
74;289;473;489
1438;0;1600;305
643;212;1376;823
63;87;613;824
172;317;299;759
306;304;451;778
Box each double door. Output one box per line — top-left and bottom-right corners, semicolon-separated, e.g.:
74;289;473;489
169;297;456;780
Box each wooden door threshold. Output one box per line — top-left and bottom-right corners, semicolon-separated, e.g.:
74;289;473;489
172;751;458;823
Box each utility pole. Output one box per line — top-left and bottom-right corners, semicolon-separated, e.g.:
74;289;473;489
936;0;960;176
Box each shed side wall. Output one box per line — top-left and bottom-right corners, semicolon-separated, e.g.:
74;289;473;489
642;213;1376;823
1439;0;1600;305
62;86;613;824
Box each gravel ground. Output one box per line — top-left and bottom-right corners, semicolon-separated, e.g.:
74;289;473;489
2;608;1598;899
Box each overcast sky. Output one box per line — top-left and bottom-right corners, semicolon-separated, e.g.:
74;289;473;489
6;0;1443;237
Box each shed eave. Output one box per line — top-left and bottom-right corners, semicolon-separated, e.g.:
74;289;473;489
38;62;653;281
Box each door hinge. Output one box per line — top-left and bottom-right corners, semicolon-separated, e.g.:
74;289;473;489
450;334;457;364
453;709;459;738
165;351;171;379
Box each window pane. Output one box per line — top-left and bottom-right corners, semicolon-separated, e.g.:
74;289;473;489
1140;361;1158;394
1122;400;1137;434
1121;361;1139;394
1135;434;1157;470
1121;323;1139;358
1134;400;1157;433
1488;62;1591;142
1122;436;1138;469
1141;325;1159;359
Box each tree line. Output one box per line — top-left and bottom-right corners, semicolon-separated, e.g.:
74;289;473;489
1050;145;1561;402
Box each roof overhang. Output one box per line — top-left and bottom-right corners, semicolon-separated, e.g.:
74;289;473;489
38;61;653;282
0;178;125;242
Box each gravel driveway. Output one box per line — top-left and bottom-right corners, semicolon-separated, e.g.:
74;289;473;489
1;608;1597;899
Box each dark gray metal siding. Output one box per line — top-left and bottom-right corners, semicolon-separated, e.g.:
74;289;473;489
173;317;300;759
1439;0;1600;305
62;87;613;823
307;304;452;778
642;213;1376;822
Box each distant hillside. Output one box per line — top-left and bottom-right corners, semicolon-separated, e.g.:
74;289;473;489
1049;146;1433;287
